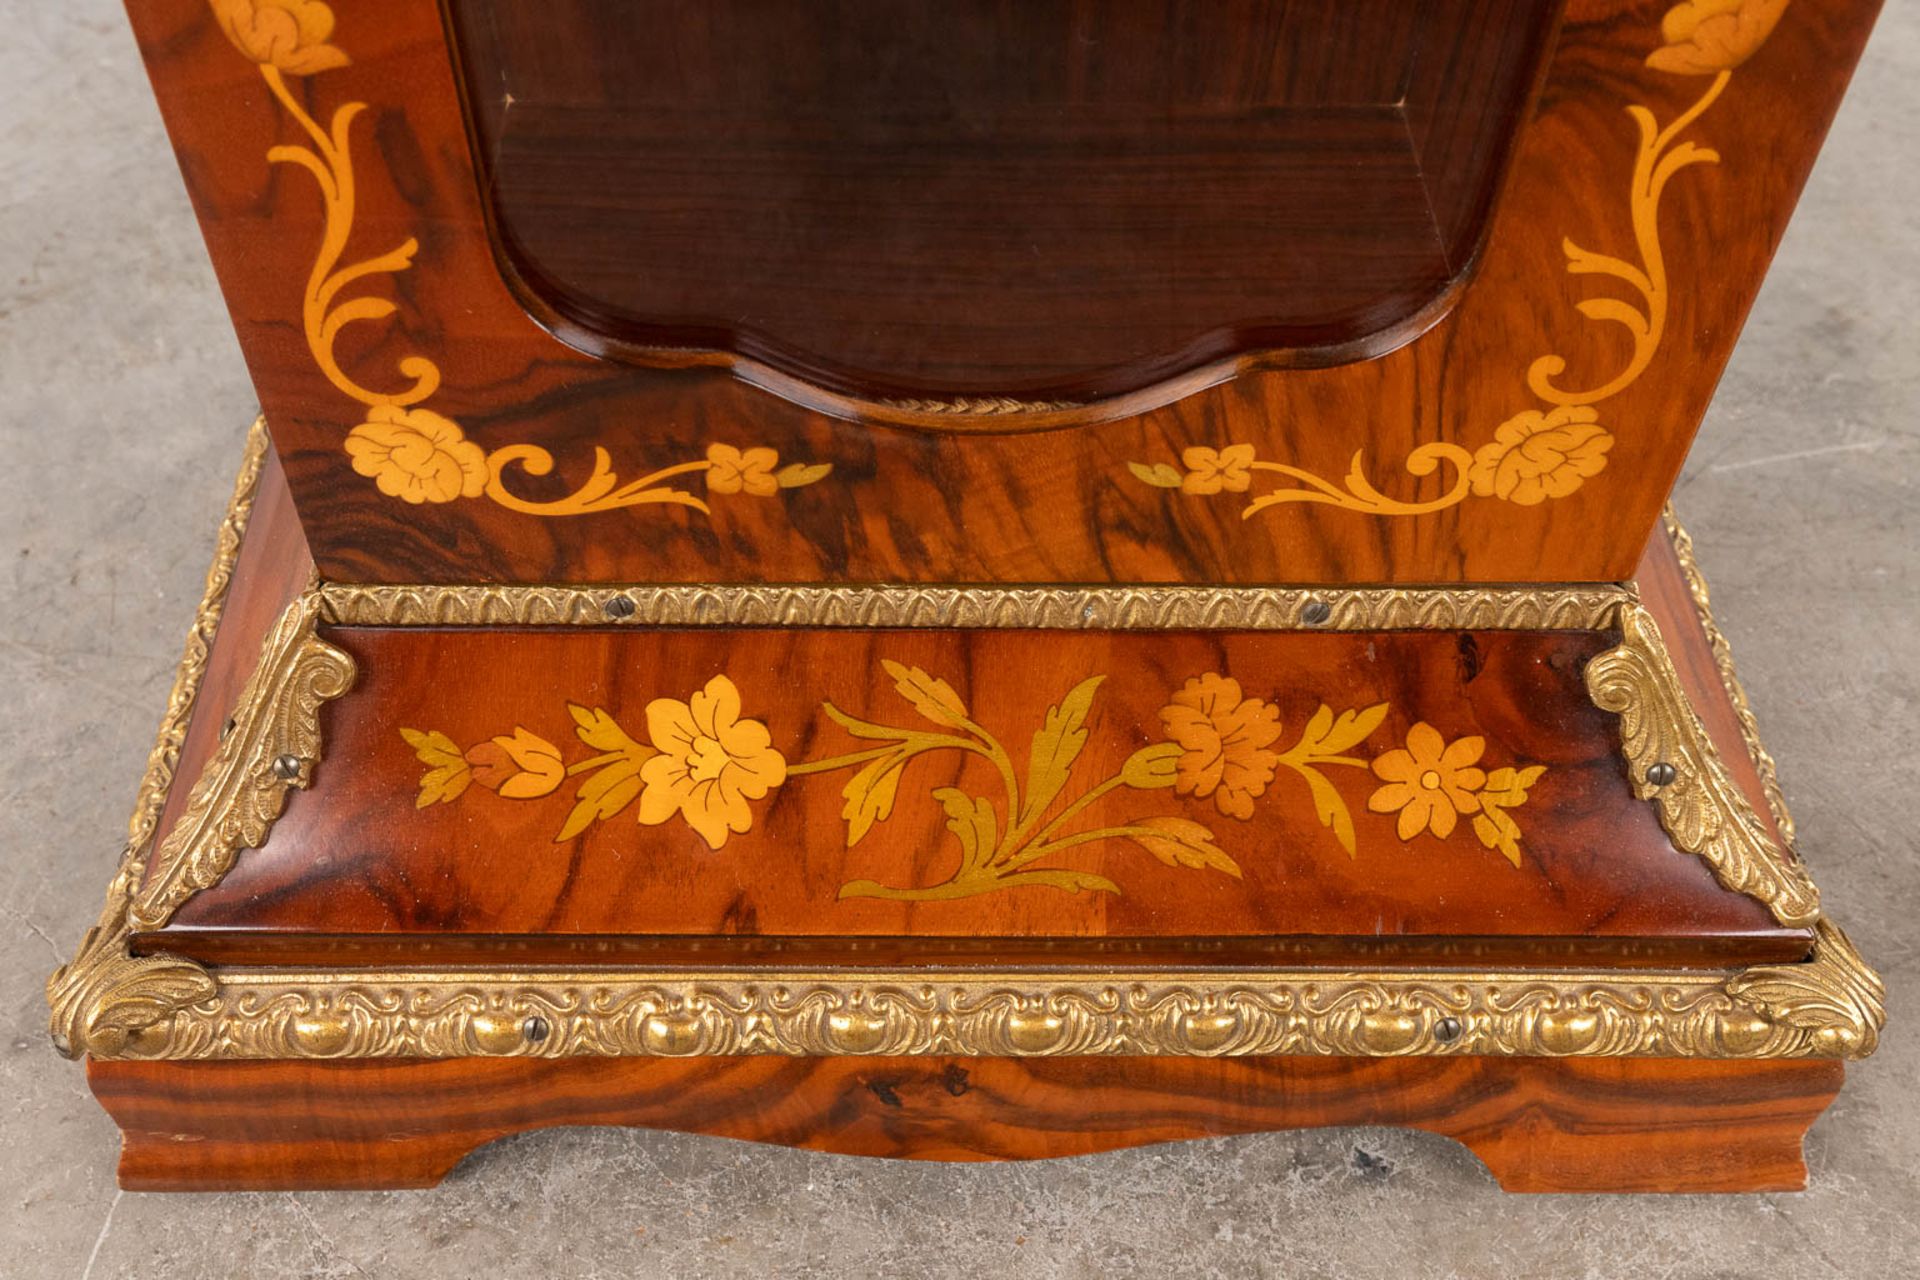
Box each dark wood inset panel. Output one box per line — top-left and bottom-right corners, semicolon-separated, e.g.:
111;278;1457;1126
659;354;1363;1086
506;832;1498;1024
449;0;1559;397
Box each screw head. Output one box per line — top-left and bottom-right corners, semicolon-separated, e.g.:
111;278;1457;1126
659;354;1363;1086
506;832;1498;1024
270;753;303;781
1434;1016;1463;1044
603;595;636;619
1301;599;1332;626
1646;761;1679;787
521;1015;551;1044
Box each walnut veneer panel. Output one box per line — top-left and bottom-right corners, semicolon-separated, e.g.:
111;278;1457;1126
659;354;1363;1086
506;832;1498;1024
146;619;1801;967
120;0;1883;585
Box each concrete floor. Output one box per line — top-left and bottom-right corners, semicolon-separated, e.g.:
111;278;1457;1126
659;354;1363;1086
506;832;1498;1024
3;2;1917;1277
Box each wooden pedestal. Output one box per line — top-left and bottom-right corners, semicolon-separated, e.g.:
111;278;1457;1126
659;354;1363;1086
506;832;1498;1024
64;0;1888;1196
47;426;1883;1192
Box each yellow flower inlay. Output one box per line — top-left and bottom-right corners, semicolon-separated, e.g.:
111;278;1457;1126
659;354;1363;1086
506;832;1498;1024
1468;407;1615;507
1125;2;1791;525
401;673;1539;892
1365;724;1545;865
636;676;788;850
1159;674;1282;820
464;727;565;800
210;1;835;523
705;444;780;496
1180;445;1256;496
211;0;347;75
1367;722;1488;842
1647;0;1790;75
344;406;488;506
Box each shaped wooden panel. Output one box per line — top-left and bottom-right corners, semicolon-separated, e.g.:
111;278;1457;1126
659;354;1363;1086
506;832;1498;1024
122;0;1882;585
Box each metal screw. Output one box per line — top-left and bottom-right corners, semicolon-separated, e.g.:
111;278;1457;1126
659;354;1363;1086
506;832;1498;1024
1434;1016;1463;1044
522;1016;551;1044
1646;761;1679;787
271;753;303;781
1301;599;1332;626
603;595;636;619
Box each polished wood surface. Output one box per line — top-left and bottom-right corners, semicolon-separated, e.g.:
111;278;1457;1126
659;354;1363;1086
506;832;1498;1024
451;0;1556;398
83;1;1881;1197
130;510;1811;969
121;0;1884;585
93;1054;1844;1192
143;615;1802;968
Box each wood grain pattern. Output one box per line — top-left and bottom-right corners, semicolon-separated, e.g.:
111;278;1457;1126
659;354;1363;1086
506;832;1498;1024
449;0;1554;397
92;1054;1844;1192
141;617;1804;968
119;0;1884;585
80;0;1881;1196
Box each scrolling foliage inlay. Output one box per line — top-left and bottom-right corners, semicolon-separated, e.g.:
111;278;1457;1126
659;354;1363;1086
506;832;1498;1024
1127;0;1788;520
407;664;1545;901
210;1;831;519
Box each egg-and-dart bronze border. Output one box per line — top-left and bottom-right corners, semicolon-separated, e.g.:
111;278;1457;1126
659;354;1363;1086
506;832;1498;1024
47;419;1882;1063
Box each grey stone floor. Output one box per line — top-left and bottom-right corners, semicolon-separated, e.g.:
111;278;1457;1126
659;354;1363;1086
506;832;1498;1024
3;3;1917;1277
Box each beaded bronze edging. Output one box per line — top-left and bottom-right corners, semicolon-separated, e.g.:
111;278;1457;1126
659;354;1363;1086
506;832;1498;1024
317;582;1629;631
49;426;1883;1062
99;917;1877;1062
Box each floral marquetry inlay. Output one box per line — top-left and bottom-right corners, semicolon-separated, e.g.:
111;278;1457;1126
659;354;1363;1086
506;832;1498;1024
1127;0;1789;522
406;664;1545;902
210;0;831;522
409;675;787;851
1368;725;1546;867
46;424;1887;1064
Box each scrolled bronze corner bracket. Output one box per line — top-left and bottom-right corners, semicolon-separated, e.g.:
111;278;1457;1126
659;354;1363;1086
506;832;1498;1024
128;595;357;931
47;419;358;1059
1663;508;1797;843
1585;601;1821;927
46;865;218;1060
1729;918;1884;1059
47;420;271;1060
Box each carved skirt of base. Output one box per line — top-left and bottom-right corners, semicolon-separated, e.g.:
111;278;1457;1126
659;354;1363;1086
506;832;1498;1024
92;1054;1842;1193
